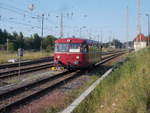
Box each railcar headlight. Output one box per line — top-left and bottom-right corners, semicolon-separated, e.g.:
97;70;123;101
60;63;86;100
57;56;60;59
76;56;80;59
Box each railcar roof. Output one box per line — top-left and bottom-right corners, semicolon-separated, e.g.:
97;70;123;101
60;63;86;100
55;38;99;45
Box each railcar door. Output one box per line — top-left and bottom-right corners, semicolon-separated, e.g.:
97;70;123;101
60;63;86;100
81;43;89;66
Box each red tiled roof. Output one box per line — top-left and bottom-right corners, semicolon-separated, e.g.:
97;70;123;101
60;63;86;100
134;33;148;41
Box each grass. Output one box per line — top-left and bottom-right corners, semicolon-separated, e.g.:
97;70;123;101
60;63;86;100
73;47;150;113
0;51;53;64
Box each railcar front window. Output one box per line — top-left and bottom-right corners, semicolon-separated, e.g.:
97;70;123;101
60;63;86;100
55;43;69;52
55;43;81;52
69;43;80;52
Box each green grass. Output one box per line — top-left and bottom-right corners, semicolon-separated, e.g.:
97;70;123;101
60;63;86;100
73;47;150;113
0;51;53;64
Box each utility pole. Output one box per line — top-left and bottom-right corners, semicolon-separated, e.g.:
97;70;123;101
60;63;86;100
79;27;82;38
7;38;9;53
79;26;86;38
60;13;64;38
89;32;92;40
137;0;142;40
100;30;103;45
41;14;44;38
40;13;44;51
0;16;1;27
146;14;150;46
97;34;100;43
126;6;129;49
109;31;112;47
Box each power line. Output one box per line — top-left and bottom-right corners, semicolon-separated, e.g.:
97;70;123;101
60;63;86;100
0;6;41;20
1;17;41;29
0;6;25;16
0;2;39;18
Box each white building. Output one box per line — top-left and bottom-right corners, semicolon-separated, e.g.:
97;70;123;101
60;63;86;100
134;34;148;51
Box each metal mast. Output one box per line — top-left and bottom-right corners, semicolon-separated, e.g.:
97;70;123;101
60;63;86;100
137;0;142;40
60;13;64;38
41;14;44;38
100;30;103;45
146;14;150;46
126;6;129;48
40;14;44;51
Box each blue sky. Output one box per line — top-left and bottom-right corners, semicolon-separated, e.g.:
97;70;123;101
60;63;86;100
0;0;150;42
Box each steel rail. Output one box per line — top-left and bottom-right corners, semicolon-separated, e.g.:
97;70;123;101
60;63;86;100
0;51;123;70
0;70;79;113
0;62;54;79
0;51;124;79
0;51;126;113
0;52;124;113
0;57;53;69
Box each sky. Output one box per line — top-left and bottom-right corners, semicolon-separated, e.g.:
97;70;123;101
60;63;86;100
0;0;150;42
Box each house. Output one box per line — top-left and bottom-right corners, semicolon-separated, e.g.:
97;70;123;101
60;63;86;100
134;33;148;51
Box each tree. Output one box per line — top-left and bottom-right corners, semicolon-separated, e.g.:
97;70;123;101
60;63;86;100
32;33;42;50
112;39;123;48
16;32;24;48
3;29;8;44
0;29;3;45
42;35;57;51
12;32;25;50
0;28;57;51
8;42;16;52
24;37;33;50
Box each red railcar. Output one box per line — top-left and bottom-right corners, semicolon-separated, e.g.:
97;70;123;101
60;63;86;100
54;38;102;69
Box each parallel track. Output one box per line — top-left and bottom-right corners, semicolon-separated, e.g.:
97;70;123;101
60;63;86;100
0;57;53;69
0;51;126;113
0;62;53;79
0;51;125;80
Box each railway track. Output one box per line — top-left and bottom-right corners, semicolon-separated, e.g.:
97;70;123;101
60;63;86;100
0;51;125;80
0;50;122;69
0;70;80;113
0;62;53;79
0;56;53;69
0;51;126;113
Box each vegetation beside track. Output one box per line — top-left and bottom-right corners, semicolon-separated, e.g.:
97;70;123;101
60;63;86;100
0;51;53;64
73;48;150;113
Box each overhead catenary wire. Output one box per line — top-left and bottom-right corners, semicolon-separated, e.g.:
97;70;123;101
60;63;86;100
0;2;40;18
0;2;90;38
1;17;41;29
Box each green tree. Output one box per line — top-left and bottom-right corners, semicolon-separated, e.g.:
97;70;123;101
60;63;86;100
16;32;24;48
32;33;42;50
8;42;16;52
24;37;33;50
112;39;123;48
0;29;3;45
42;35;57;51
12;32;25;50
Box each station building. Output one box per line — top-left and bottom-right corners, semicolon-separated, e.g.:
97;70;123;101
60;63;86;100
134;33;148;51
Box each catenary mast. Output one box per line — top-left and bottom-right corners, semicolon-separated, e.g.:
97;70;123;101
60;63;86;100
137;0;142;41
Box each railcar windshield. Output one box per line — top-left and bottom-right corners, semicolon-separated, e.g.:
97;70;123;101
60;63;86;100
55;43;81;52
55;43;69;52
69;43;80;52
